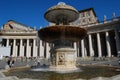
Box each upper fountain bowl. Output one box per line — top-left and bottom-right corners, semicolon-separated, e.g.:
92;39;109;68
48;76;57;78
44;2;79;23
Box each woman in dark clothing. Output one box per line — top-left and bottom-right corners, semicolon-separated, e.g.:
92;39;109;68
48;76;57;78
7;59;12;68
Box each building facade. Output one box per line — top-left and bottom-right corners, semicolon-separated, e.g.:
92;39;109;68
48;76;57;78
0;8;120;58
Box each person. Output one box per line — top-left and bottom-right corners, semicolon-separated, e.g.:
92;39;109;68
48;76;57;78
35;57;41;67
7;58;12;68
11;59;15;67
0;55;3;60
7;59;11;68
119;60;120;65
36;57;40;66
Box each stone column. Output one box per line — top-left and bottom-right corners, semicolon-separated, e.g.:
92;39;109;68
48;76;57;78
97;33;102;57
84;46;87;57
81;39;85;57
46;42;50;59
26;39;30;57
6;39;9;47
33;39;37;57
115;29;120;56
76;42;80;57
105;32;111;57
12;39;16;57
74;42;77;58
16;43;18;57
23;42;26;57
88;34;94;57
19;39;24;57
40;40;44;58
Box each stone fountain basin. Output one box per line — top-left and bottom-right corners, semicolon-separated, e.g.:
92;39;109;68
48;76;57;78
38;25;87;42
3;65;120;80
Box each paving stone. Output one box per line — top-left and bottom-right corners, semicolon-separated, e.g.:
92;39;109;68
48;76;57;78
0;76;19;80
90;77;111;80
0;72;5;78
75;79;86;80
111;74;120;80
19;78;38;80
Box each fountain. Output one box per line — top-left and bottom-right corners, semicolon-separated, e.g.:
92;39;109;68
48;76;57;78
37;2;87;72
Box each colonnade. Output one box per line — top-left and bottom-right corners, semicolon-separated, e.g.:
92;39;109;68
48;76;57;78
2;30;120;58
74;30;120;57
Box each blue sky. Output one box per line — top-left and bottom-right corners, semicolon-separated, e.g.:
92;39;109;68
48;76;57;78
0;0;120;30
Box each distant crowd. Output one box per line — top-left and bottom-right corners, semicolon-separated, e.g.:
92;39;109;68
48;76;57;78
5;56;45;68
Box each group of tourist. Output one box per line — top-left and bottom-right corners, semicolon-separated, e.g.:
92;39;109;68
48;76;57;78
7;57;15;68
34;57;41;67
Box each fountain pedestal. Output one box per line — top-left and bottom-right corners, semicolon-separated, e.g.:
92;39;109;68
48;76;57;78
50;47;77;70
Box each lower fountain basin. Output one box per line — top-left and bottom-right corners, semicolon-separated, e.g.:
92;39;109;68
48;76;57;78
4;65;120;80
38;25;87;42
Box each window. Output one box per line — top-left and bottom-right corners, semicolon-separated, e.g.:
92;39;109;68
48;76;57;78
88;18;92;22
86;12;91;16
80;13;85;17
82;19;86;23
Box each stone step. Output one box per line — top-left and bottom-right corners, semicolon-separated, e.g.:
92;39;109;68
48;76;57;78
0;76;19;80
